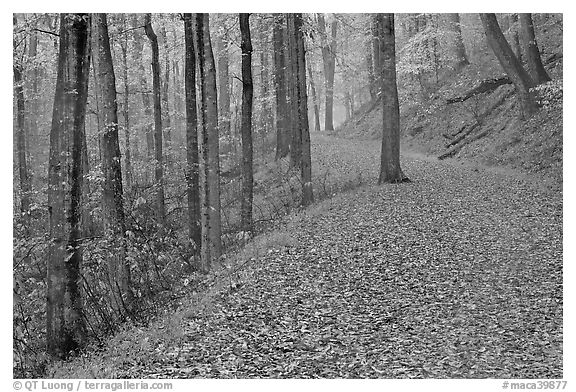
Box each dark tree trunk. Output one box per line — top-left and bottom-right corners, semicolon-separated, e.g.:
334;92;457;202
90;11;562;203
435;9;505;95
519;13;551;84
14;63;31;216
193;13;222;271
47;13;90;359
376;14;408;184
286;14;301;166
317;14;337;131
273;14;289;160
447;13;469;69
287;13;314;206
92;13;129;302
144;13;166;224
240;13;254;233
183;14;201;252
307;62;321;132
480;13;537;119
119;14;133;193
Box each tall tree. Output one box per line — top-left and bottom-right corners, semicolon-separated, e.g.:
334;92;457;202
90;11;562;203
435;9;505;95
193;13;222;271
365;22;377;102
287;13;314;206
13;16;31;216
376;14;409;184
144;13;166;223
307;62;321;132
92;13;129;301
447;13;469;69
272;14;289;160
47;13;90;358
118;14;133;193
480;13;537;119
509;14;523;63
239;13;254;233
159;25;172;145
519;13;551;84
183;14;201;251
317;13;337;131
215;24;231;138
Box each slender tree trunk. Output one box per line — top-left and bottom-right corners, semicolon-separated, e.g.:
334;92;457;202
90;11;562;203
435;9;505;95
286;14;301;166
509;14;523;63
317;14;337;131
144;13;166;224
240;13;254;233
193;13;222;271
371;16;381;98
519;13;551;84
307;62;321;132
184;14;201;251
480;13;536;119
159;26;172;145
92;13;129;302
47;13;90;358
376;14;408;184
14;62;32;216
258;20;273;138
365;27;377;102
447;13;469;69
119;14;133;193
273;14;289;160
216;32;231;138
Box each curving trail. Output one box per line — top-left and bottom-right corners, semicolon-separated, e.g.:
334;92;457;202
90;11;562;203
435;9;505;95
119;134;563;378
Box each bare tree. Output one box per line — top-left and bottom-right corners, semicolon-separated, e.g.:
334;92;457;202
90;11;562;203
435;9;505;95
144;13;166;223
273;14;289;159
240;13;254;233
519;13;551;84
317;13;337;131
376;14;409;184
447;13;469;69
47;13;90;358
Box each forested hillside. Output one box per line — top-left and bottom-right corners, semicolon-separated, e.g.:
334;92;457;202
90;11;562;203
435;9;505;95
13;13;562;381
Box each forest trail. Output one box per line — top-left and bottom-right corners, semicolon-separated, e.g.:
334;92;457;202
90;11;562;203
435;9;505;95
62;134;562;379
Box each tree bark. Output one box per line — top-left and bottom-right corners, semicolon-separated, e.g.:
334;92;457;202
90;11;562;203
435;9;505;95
193;13;222;271
215;30;231;138
376;14;408;184
447;13;469;69
371;16;381;98
14;62;32;216
519;13;551;84
480;13;536;120
365;25;377;102
118;14;133;193
307;62;321;132
286;14;301;166
240;13;254;233
47;13;90;359
144;13;166;224
92;13;129;302
183;14;201;252
273;14;289;160
317;14;337;131
159;26;172;145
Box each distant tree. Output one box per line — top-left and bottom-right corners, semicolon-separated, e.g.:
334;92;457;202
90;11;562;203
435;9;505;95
307;62;321;132
47;13;90;358
193;13;222;271
183;13;201;251
519;13;551;85
273;14;289;160
365;19;377;102
447;13;469;69
508;14;523;63
376;14;409;184
92;13;130;300
317;13;338;131
215;23;231;138
480;13;536;119
118;14;133;193
144;13;166;223
159;25;172;145
239;13;254;233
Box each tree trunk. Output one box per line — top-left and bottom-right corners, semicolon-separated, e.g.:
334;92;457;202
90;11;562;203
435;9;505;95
317;14;337;131
480;13;537;119
376;14;408;184
144;13;166;224
258;20;273;138
183;14;201;252
216;30;231;139
365;26;377;102
119;14;133;194
371;16;381;98
519;13;551;84
240;13;254;233
273;14;289;160
92;13;129;303
193;13;222;271
286;14;301;166
14;62;32;216
509;14;523;63
159;26;172;146
447;13;469;69
47;13;90;359
307;62;321;132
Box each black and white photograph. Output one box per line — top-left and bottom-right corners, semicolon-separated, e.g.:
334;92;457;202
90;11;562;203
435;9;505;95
11;8;565;389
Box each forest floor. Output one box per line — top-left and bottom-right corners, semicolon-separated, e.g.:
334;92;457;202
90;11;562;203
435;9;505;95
50;134;563;379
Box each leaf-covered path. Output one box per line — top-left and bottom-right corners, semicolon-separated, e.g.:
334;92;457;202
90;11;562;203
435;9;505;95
108;135;563;378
